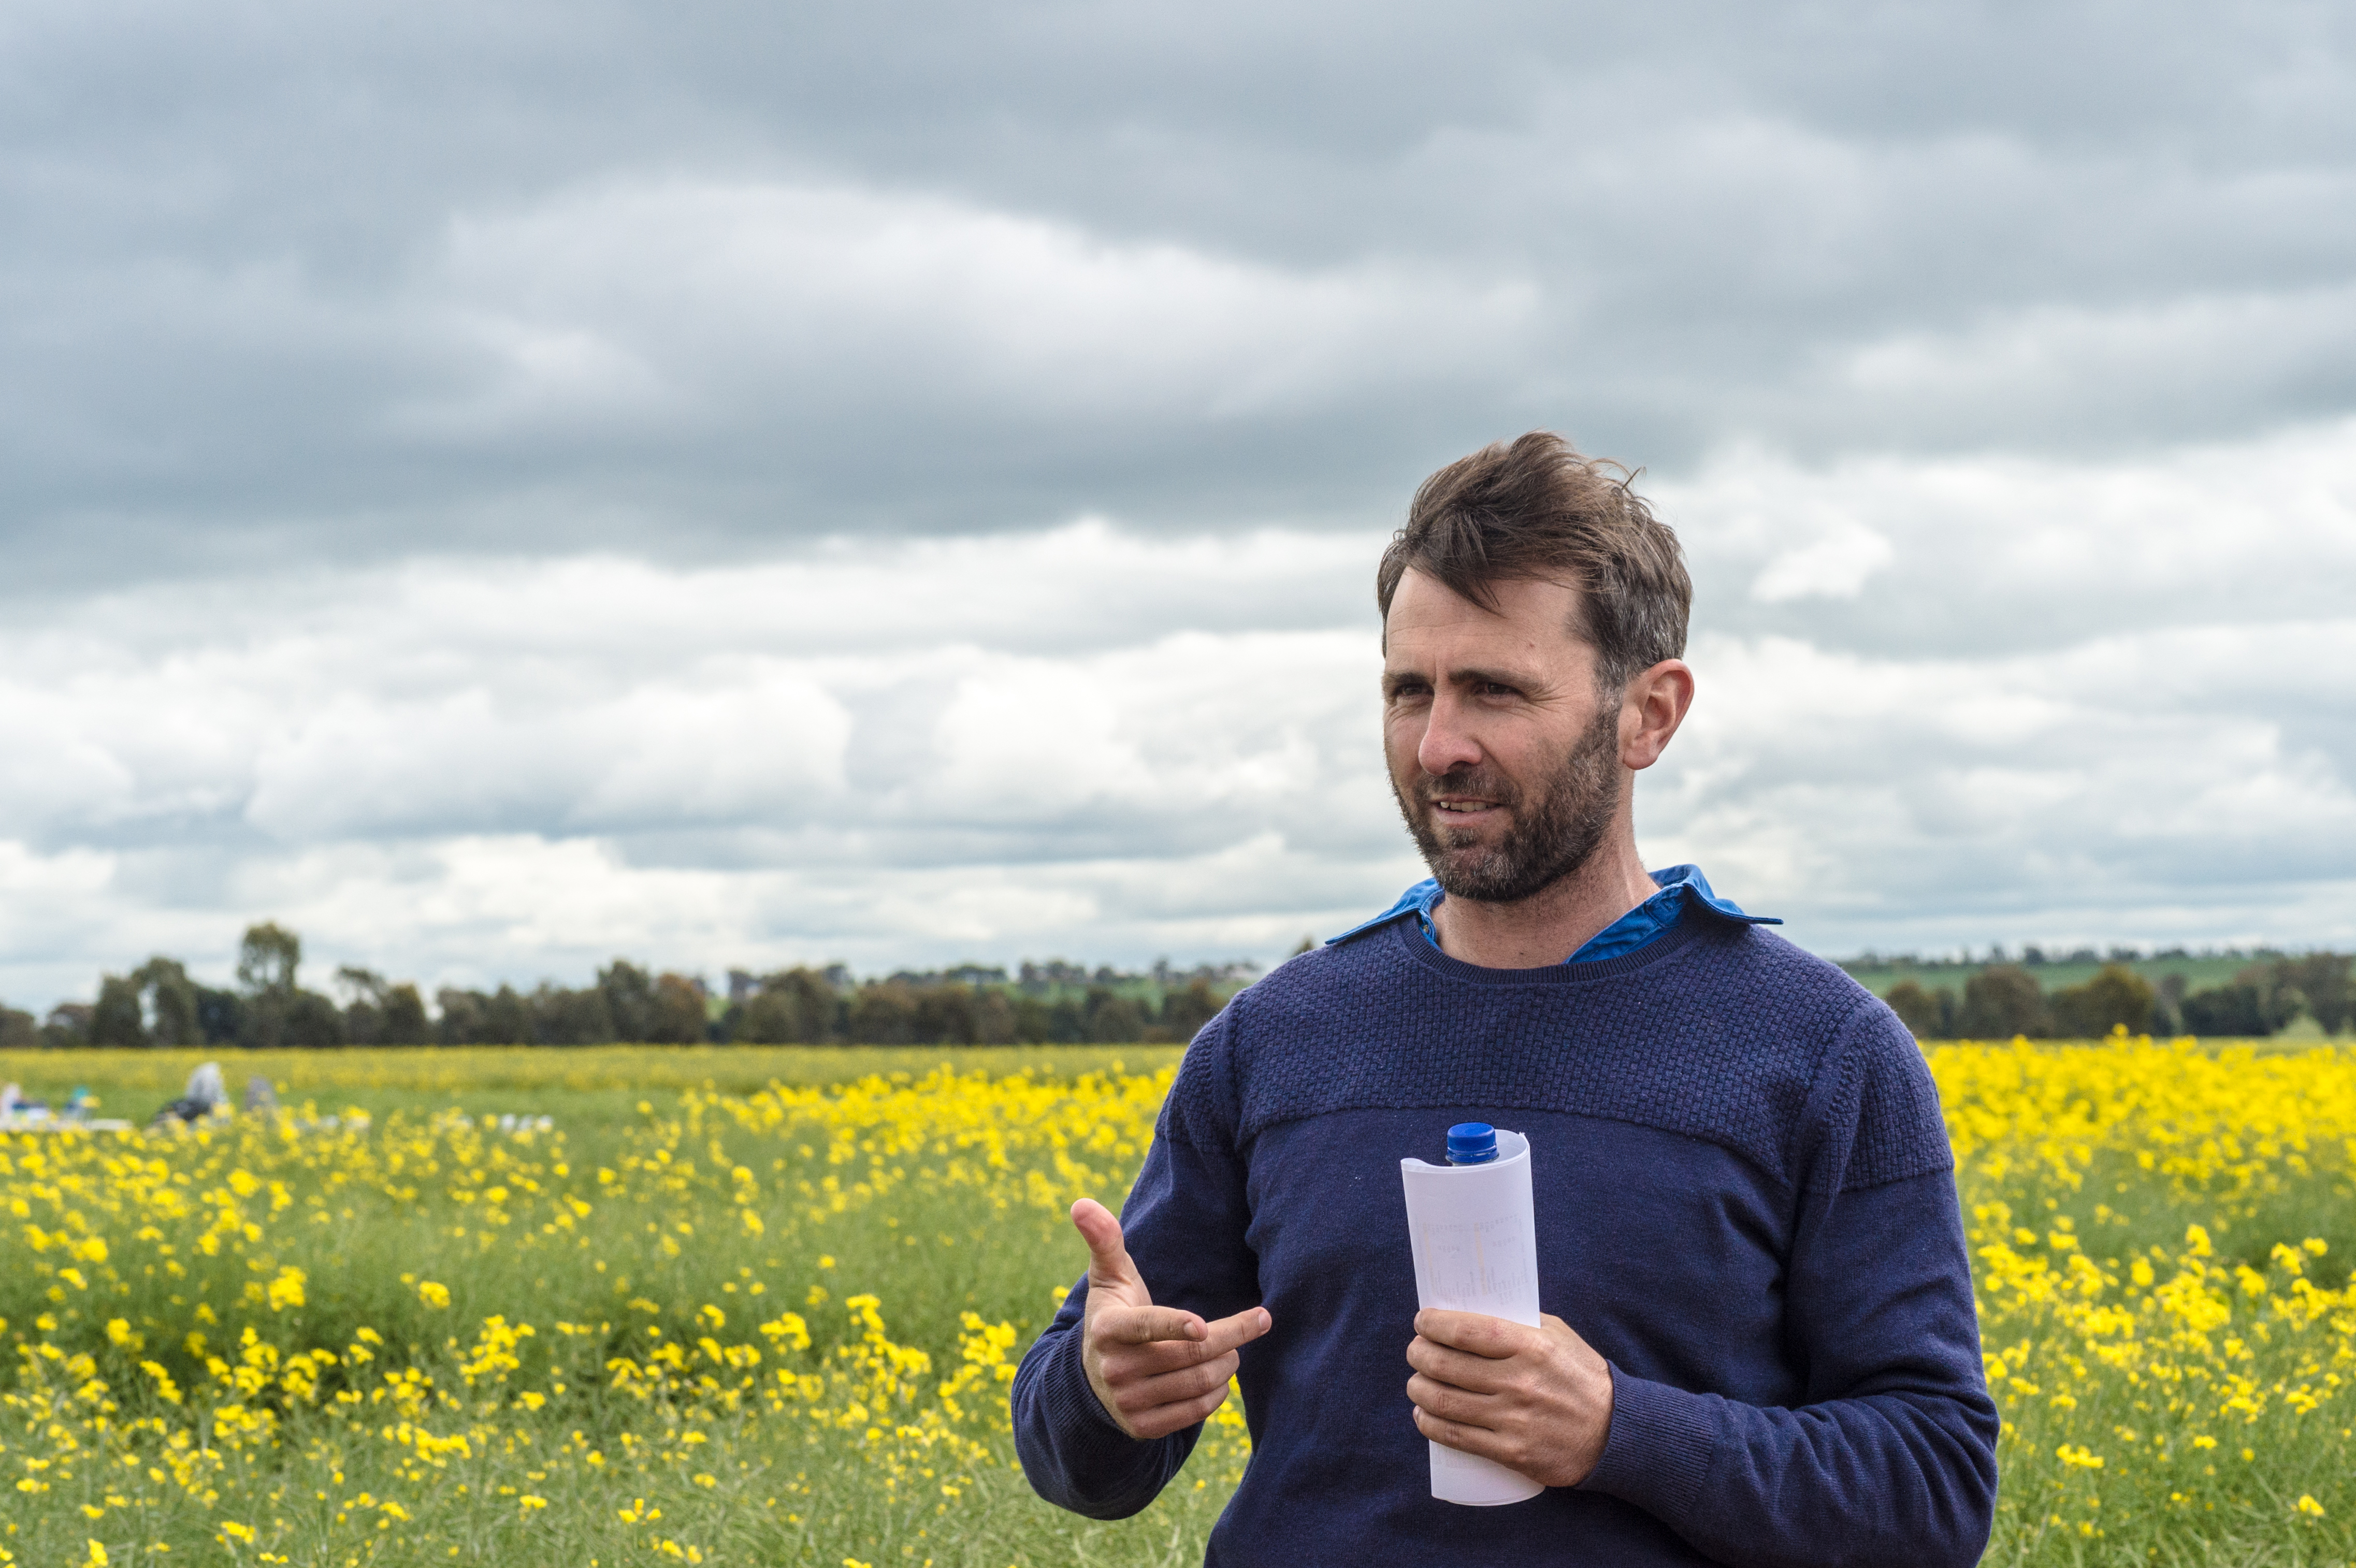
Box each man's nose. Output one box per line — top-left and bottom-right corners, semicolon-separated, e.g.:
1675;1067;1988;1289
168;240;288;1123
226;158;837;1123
1415;696;1483;778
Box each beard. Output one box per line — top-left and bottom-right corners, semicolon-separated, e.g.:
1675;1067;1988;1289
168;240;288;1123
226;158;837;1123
1392;704;1623;905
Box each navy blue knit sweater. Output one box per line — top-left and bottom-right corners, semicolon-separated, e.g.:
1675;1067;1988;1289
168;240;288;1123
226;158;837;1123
1010;912;1998;1566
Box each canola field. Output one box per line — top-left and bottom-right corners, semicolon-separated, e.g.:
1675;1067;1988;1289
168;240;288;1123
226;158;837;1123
4;1039;2356;1567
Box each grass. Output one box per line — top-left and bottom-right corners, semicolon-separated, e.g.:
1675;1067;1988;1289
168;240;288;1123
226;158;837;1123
6;1040;2356;1565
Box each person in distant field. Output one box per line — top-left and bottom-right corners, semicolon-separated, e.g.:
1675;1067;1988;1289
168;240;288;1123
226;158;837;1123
1010;433;1998;1566
150;1061;229;1129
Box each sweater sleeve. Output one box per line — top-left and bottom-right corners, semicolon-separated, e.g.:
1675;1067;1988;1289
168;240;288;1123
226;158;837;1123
1011;1009;1261;1519
1579;1002;2000;1568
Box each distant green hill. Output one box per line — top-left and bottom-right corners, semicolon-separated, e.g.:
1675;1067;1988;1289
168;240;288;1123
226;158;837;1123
1839;952;2254;999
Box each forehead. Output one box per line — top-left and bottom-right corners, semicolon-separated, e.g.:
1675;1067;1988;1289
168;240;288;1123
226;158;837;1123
1382;570;1589;666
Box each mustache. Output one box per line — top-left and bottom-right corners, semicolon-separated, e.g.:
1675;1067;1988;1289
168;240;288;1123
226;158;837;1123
1413;767;1521;807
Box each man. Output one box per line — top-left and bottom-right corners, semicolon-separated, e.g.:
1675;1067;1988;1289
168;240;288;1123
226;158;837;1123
1011;432;1998;1566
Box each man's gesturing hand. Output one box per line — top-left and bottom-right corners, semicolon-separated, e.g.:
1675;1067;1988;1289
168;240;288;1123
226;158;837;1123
1406;1310;1614;1487
1071;1198;1271;1441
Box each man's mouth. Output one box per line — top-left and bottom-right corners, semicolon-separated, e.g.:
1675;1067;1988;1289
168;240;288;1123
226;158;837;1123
1430;797;1496;816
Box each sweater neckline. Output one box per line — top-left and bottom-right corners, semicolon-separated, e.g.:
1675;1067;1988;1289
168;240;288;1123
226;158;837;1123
1389;902;1709;984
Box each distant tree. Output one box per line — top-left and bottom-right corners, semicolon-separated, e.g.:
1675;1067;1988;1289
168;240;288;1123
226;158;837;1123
598;961;659;1042
1884;981;1943;1040
237;922;303;995
195;986;245;1045
282;990;347;1049
847;982;919;1045
2154;974;2190;1036
133;958;201;1047
2049;965;2156;1038
735;969;837;1044
90;975;147;1048
1010;996;1053;1044
2272;953;2352;1034
532;983;613;1046
437;988;489;1046
1957;965;2050;1039
650;975;709;1044
478;985;531;1045
338;966;392;1044
2233;962;2310;1033
912;984;977;1046
237;921;309;1049
43;1003;94;1048
1160;979;1222;1042
1046;996;1086;1044
381;983;431;1046
2179;984;2278;1037
972;990;1018;1045
0;1005;36;1049
1088;992;1147;1043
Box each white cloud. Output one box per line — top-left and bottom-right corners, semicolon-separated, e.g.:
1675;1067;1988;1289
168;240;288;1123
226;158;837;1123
398;179;1543;440
4;425;2355;1009
1748;521;1894;602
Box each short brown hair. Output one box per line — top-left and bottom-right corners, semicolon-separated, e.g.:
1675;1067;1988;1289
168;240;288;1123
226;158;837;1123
1377;431;1690;690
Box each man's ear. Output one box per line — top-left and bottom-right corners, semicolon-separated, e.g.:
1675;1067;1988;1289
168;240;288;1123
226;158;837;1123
1620;659;1694;771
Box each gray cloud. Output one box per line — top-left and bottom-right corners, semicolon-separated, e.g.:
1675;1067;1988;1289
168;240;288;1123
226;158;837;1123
4;0;2354;586
3;1;2354;1005
3;411;2352;1009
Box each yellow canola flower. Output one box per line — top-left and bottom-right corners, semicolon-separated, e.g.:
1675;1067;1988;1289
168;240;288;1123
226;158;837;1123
13;1038;2353;1560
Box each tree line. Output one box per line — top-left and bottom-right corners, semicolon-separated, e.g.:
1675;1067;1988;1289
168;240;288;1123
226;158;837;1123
0;922;1241;1050
1885;954;2354;1040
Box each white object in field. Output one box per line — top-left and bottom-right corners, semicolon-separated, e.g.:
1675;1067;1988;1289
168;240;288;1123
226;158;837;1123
1400;1127;1545;1506
186;1063;227;1113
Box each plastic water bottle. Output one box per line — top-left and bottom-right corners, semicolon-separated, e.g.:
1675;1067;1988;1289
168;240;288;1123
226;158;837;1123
1446;1122;1498;1166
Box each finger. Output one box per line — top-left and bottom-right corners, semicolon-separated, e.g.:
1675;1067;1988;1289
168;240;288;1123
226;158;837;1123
1195;1305;1272;1357
1405;1370;1496;1427
1071;1198;1143;1291
1406;1334;1516;1394
1100;1306;1267;1379
1125;1380;1235;1442
1413;1309;1530;1358
1412;1402;1517;1465
1108;1350;1239;1414
1092;1303;1208;1346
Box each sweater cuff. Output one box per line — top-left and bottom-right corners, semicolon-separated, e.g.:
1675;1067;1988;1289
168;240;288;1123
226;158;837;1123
1578;1363;1717;1520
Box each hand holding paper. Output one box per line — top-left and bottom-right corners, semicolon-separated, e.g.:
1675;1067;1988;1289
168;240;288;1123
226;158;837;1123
1406;1309;1614;1489
1400;1125;1590;1503
1069;1197;1271;1441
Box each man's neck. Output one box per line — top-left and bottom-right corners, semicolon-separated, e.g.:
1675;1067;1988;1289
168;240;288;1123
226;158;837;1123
1427;831;1658;969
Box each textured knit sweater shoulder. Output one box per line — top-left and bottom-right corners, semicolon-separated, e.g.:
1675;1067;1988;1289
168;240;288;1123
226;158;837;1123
1011;912;1999;1568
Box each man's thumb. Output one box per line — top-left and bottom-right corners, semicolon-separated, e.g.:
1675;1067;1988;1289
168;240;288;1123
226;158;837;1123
1072;1198;1141;1287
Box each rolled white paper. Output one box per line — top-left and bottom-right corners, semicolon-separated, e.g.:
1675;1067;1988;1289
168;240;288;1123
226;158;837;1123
1400;1127;1544;1506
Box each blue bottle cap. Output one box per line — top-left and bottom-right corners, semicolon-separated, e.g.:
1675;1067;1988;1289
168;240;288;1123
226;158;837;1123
1446;1122;1497;1166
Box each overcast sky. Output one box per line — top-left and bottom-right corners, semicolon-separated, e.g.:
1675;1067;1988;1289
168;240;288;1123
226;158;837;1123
4;0;2353;1008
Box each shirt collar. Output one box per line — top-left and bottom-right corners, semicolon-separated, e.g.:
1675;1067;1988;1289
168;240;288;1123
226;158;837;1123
1324;862;1778;963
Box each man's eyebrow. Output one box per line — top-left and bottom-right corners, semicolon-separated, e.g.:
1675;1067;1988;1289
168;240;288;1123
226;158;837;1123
1445;665;1532;690
1381;664;1535;692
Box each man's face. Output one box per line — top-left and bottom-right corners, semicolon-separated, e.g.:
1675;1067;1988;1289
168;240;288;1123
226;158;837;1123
1381;569;1624;904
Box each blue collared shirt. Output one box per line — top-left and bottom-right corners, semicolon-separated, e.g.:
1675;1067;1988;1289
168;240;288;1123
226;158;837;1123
1326;863;1780;964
